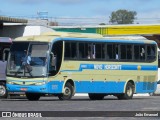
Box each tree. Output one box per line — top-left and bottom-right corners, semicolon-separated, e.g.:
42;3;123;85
99;23;106;25
109;9;137;24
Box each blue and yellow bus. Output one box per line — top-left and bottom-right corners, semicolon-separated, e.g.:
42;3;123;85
6;32;158;100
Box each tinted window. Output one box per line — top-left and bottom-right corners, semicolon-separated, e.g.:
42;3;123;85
64;40;157;62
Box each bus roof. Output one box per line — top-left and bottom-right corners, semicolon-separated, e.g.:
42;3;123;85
0;37;12;43
15;32;103;42
14;32;155;44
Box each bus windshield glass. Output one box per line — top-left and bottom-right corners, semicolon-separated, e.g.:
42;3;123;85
7;42;49;77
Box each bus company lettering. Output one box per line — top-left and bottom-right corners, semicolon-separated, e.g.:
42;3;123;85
94;64;103;70
104;65;121;70
94;64;122;70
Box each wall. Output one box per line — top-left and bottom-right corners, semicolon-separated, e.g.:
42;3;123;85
0;25;54;39
0;25;26;39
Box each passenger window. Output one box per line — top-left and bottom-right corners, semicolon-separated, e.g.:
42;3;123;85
79;43;92;59
134;45;145;61
65;42;77;59
140;45;145;60
147;45;156;60
121;45;127;59
95;43;105;60
107;44;119;60
120;44;132;60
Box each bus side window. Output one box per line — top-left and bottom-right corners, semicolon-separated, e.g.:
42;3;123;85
107;44;113;59
79;43;85;59
120;45;126;59
49;41;63;76
50;53;57;71
147;45;156;60
95;43;105;60
107;44;119;60
134;45;139;60
79;43;92;59
64;42;77;59
134;45;145;60
127;45;132;60
114;44;119;60
140;46;145;60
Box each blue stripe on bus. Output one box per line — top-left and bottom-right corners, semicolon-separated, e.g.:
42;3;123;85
61;64;158;72
7;81;157;94
53;37;156;44
74;81;157;93
62;38;156;44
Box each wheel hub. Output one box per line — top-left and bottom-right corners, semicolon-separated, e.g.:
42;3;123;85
64;87;71;96
127;86;132;97
0;85;6;96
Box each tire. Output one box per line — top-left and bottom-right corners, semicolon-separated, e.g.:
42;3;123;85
58;83;73;100
117;82;134;100
0;83;8;99
149;93;154;96
88;93;105;100
25;93;41;101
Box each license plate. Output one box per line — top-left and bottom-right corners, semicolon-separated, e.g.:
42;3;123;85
20;88;27;91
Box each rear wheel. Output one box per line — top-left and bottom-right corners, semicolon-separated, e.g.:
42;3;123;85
58;83;73;100
88;93;105;100
26;93;41;101
0;83;8;98
117;82;134;100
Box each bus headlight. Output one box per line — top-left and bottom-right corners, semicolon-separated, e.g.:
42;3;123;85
35;82;46;85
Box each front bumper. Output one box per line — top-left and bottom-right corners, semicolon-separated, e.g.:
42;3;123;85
7;81;64;94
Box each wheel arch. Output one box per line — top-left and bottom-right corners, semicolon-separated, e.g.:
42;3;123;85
62;79;75;94
123;79;135;93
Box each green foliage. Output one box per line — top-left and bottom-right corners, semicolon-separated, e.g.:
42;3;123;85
99;23;106;25
109;9;137;24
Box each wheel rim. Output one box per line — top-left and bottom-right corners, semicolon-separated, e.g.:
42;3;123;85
64;87;71;96
0;85;6;96
126;86;132;97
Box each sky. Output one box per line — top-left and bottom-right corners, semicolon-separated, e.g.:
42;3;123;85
0;0;160;24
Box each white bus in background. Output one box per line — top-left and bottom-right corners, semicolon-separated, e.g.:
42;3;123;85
158;48;160;82
150;48;160;95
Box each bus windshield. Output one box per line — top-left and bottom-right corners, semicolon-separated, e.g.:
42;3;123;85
7;42;49;77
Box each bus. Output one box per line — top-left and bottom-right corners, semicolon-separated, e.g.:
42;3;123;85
0;37;12;98
6;32;158;101
150;48;160;95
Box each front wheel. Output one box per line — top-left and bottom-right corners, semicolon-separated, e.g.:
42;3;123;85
0;83;8;98
58;83;73;100
26;93;41;101
117;82;134;100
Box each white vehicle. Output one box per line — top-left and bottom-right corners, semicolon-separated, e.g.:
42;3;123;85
150;48;160;96
153;80;160;95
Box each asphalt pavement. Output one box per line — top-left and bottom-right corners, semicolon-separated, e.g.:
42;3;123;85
0;95;160;120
